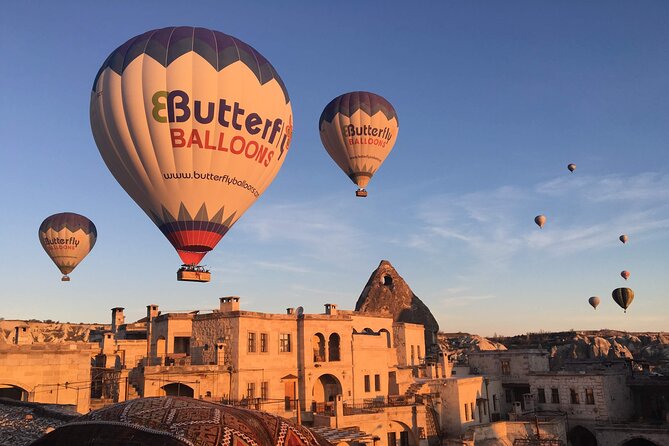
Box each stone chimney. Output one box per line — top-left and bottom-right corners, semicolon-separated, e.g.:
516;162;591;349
14;325;31;345
325;303;338;316
111;307;125;333
219;297;240;312
146;304;159;321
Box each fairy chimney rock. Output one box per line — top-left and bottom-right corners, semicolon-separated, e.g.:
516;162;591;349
355;260;439;349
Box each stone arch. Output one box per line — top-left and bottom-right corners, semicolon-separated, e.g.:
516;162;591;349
619;438;661;446
379;328;392;348
312;333;326;362
0;384;29;401
382;420;417;446
328;333;341;361
312;374;342;406
567;425;597;446
161;382;194;397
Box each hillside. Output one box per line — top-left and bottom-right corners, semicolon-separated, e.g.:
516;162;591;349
438;330;669;372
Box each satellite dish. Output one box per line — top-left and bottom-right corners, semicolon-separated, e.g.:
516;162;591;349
296;306;304;318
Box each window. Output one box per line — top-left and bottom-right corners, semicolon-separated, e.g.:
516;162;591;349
247;382;255;399
570;388;580;404
374;374;381;392
279;333;291;352
417;345;421;361
585;388;595;405
464;403;470;421
538;388;546;404
328;333;340;361
364;375;371;392
247;332;256;353
492;395;498;411
387;432;397;446
411;345;415;365
260;333;268;353
261;381;269;400
470;402;475;420
551;388;560;404
505;388;513;403
501;360;511;375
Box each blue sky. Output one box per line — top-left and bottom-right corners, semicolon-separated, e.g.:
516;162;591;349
1;2;667;335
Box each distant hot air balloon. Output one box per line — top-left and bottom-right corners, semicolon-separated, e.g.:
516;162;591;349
621;270;630;280
39;213;97;281
90;27;293;281
619;234;628;244
588;296;600;310
319;91;399;197
612;287;634;313
567;163;576;172
534;215;546;228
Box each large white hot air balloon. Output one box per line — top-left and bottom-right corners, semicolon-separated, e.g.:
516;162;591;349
90;27;293;281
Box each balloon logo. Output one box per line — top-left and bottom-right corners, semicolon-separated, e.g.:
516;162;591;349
39;212;97;281
319;91;399;197
621;270;630;280
90;27;292;273
567;163;576;172
588;296;600;310
534;215;546;229
612;287;634;313
619;234;628;244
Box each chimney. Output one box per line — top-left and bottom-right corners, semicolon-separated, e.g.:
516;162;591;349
14;326;31;345
286;308;295;315
111;307;125;333
219;297;240;312
146;304;159;321
325;303;338;316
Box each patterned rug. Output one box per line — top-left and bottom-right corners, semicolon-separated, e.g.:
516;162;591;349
30;397;332;446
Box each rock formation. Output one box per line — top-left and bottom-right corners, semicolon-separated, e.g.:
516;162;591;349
355;260;439;350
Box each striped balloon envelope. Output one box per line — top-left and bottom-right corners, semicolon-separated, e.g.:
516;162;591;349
319;91;399;197
39;213;97;281
90;27;292;269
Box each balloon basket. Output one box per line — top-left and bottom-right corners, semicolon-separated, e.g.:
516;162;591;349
177;265;211;283
355;189;368;198
61;276;70;282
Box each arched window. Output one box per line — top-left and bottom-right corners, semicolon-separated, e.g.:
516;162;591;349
313;333;326;362
328;333;340;362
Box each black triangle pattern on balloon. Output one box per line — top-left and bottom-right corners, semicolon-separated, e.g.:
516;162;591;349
39;213;97;237
153;203;235;238
319;91;398;125
92;26;290;104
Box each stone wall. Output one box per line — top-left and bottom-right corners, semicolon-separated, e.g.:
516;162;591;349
0;343;97;413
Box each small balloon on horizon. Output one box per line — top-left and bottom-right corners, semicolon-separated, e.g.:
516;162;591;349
534;215;546;229
588;296;600;310
567;163;576;172
619;234;628;244
621;270;630;280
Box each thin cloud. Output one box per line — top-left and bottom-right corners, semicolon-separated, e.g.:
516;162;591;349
406;171;669;267
254;261;312;274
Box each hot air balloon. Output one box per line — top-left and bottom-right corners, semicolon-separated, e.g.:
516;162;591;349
620;270;630;280
319;91;399;197
619;234;628;244
534;215;546;228
39;213;97;281
90;27;293;282
588;296;600;310
612;287;634;313
567;163;576;172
